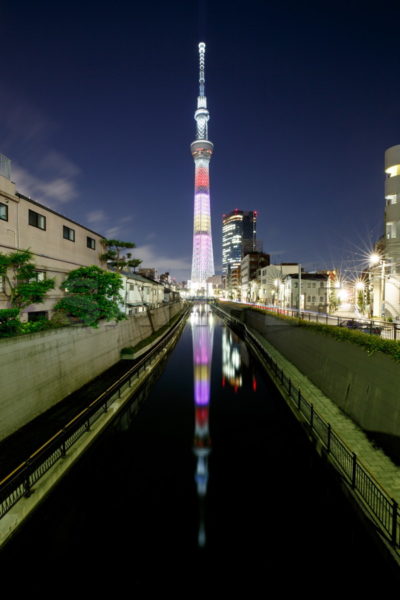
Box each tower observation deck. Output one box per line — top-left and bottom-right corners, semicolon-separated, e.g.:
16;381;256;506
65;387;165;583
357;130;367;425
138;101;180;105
190;42;215;293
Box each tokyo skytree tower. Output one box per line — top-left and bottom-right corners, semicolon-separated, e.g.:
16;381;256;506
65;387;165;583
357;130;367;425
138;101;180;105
190;42;215;291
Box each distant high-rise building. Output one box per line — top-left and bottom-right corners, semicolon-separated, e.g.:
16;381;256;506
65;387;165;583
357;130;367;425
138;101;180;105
190;42;214;293
222;209;258;275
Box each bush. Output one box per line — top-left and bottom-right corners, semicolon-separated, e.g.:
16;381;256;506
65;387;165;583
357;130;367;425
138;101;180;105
0;308;20;337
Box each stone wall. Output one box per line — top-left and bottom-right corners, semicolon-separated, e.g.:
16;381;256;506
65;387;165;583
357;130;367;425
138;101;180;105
0;302;184;441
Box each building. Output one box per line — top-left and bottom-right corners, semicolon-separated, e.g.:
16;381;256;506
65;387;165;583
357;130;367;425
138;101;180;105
240;252;270;302
138;267;158;281
282;273;330;311
121;272;164;315
0;154;105;321
190;42;215;294
371;145;400;318
222;210;258;276
259;263;300;305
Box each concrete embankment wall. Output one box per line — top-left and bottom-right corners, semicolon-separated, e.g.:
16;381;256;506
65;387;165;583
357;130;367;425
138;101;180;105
222;304;400;438
0;302;184;441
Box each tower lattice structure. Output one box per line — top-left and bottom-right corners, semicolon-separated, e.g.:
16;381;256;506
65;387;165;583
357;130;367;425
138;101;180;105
190;42;215;289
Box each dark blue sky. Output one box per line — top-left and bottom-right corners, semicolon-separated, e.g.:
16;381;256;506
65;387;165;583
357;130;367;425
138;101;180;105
1;0;399;281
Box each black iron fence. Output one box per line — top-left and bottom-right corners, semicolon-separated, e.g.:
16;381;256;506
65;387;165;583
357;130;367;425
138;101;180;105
0;306;190;523
213;303;400;551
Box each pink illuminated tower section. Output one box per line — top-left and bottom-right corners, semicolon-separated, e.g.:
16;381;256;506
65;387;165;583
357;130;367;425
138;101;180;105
190;42;215;291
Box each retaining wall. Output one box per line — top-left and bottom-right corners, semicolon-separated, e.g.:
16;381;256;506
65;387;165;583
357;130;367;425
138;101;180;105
0;302;184;441
222;304;400;438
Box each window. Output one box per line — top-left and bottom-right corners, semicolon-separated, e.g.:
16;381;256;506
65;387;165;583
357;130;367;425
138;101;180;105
63;225;75;242
29;209;46;230
0;277;4;293
320;296;324;303
87;236;96;250
34;271;46;282
28;311;48;322
0;202;8;221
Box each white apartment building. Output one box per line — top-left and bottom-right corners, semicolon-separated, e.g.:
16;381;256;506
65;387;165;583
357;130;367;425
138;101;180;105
258;263;300;305
283;273;330;311
372;145;400;319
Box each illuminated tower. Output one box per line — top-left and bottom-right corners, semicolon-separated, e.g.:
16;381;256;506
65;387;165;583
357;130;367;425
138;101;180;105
190;42;215;293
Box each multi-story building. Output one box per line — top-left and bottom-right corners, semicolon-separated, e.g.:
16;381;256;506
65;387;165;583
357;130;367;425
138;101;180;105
282;273;330;311
0;154;105;321
258;263;300;305
372;145;400;318
121;273;164;314
222;210;258;276
240;251;270;302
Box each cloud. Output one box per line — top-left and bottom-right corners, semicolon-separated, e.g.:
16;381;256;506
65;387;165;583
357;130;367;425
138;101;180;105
0;90;80;208
13;164;79;206
134;244;191;273
87;209;107;225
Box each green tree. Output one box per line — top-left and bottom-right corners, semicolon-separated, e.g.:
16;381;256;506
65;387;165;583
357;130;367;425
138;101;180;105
357;289;366;313
100;239;142;272
55;266;125;327
0;308;20;337
0;249;55;311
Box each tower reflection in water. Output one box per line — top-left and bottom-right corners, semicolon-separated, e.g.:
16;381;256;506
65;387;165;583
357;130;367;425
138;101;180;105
191;303;214;548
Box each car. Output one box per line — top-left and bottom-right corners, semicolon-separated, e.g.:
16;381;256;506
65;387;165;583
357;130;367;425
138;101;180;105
338;320;382;336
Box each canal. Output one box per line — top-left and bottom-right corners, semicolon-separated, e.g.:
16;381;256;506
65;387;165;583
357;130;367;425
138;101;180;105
1;304;398;592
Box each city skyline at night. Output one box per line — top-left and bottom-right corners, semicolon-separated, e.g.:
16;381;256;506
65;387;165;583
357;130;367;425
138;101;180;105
0;2;399;281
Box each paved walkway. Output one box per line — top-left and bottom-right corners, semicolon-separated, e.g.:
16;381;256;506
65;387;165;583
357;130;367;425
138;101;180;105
248;326;400;503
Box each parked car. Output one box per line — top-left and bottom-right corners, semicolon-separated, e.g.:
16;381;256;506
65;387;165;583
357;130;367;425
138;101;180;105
338;320;382;336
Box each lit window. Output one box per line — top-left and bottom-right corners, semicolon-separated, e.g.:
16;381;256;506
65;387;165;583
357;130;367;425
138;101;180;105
63;225;75;242
29;209;46;230
0;202;8;221
87;236;96;250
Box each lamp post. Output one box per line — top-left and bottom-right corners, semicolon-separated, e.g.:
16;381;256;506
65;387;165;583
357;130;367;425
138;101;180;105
369;253;386;318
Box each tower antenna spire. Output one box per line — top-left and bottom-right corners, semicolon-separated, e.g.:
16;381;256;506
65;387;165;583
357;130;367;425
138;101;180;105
199;41;206;97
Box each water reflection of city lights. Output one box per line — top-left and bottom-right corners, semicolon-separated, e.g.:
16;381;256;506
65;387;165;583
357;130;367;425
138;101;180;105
191;303;214;548
222;328;242;389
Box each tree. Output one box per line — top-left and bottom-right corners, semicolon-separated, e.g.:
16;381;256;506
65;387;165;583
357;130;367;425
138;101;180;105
0;249;55;311
55;266;125;327
100;239;142;272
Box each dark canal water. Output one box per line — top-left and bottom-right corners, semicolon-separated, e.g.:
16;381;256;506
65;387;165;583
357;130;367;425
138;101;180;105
2;304;398;593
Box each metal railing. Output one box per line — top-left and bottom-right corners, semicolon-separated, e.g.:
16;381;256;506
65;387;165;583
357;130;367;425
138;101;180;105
228;302;400;341
0;307;190;522
212;303;400;550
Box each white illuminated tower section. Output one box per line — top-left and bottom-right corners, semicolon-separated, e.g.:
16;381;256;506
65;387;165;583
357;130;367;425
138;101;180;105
190;42;215;294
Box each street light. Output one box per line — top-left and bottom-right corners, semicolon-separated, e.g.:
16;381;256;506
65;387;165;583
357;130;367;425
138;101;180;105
369;253;386;318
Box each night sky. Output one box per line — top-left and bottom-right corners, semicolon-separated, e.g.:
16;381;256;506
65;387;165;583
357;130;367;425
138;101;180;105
1;1;399;282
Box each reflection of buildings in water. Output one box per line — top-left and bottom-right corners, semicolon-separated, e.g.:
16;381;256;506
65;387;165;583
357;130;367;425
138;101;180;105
221;327;257;392
191;303;214;548
222;328;242;391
